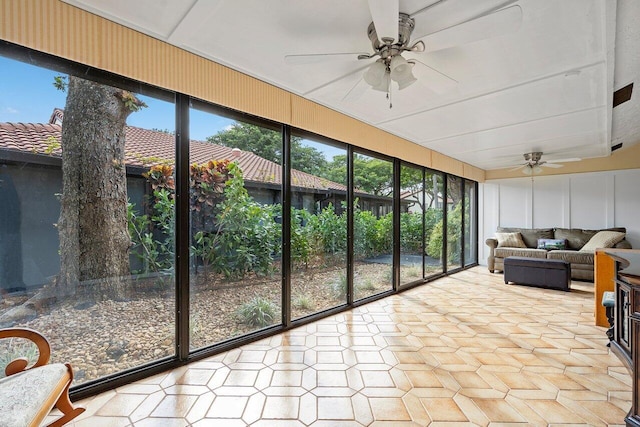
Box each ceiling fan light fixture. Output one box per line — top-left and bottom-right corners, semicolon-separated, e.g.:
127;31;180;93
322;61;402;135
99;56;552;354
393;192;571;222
371;72;390;92
390;56;417;90
364;60;386;87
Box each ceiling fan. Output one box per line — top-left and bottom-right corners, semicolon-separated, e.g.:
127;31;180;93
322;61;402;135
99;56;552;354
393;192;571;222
509;152;581;175
284;0;523;106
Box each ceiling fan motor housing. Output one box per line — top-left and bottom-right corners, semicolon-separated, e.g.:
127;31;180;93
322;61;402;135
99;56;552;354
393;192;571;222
367;13;415;60
524;152;543;163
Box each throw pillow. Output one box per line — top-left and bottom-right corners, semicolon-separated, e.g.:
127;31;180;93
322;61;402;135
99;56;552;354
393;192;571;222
495;232;527;248
579;230;626;252
537;238;566;250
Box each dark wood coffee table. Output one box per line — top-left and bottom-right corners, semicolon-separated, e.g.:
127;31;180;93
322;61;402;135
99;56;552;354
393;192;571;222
504;256;570;291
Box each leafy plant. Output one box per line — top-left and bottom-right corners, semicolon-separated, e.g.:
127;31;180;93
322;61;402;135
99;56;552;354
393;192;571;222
236;296;278;328
127;189;174;276
293;293;314;311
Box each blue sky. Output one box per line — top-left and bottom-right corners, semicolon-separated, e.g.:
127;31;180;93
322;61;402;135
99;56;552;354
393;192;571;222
0;55;342;159
0;56;233;140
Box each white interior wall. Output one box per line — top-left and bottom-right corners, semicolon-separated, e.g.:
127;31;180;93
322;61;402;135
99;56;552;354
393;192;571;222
478;168;640;266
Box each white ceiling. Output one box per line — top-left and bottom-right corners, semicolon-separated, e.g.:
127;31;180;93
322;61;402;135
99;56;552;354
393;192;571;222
62;0;640;171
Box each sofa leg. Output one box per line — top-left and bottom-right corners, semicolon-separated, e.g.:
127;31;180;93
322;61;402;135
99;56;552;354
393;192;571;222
490;270;495;273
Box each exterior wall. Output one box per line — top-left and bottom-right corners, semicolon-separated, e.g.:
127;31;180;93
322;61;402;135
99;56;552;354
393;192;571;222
0;163;145;290
479;168;640;266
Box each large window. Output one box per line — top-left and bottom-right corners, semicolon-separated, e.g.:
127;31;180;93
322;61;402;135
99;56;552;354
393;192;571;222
399;164;424;286
446;176;463;270
464;179;477;266
290;135;347;319
425;171;445;276
0;56;176;385
0;45;479;395
188;105;282;350
353;152;394;300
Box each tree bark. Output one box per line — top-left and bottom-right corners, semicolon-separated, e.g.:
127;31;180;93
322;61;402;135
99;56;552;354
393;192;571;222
57;77;134;301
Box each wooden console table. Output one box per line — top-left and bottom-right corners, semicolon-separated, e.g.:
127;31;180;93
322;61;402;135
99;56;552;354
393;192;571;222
604;249;640;426
595;249;616;326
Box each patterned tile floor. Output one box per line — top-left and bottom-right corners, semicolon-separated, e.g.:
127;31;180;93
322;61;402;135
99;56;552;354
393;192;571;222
53;267;630;426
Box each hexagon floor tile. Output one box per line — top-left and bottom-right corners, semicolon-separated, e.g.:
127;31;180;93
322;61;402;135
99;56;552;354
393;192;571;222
49;267;630;426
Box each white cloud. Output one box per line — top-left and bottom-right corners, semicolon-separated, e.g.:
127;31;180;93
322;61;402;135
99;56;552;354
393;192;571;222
223;124;235;131
2;107;19;114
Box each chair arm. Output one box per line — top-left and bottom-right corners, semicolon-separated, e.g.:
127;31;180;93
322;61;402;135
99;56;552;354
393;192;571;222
0;328;51;376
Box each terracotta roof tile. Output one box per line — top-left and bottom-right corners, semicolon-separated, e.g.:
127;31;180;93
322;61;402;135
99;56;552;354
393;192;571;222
0;121;347;193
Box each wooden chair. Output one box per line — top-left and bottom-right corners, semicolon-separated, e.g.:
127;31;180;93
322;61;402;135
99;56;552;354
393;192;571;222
0;327;85;427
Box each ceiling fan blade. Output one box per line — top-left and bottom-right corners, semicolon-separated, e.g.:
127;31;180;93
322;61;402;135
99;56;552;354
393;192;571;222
508;164;526;172
367;0;399;43
541;163;563;168
284;52;369;65
417;5;522;53
549;157;582;163
411;59;457;93
410;0;519;38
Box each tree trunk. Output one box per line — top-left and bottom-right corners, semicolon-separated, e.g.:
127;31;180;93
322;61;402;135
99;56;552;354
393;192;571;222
57;77;134;301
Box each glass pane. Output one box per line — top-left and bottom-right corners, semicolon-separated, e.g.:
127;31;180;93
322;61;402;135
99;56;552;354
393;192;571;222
189;108;282;350
290;136;347;319
400;164;424;286
353;153;393;300
447;176;463;270
464;179;477;266
0;56;176;384
424;171;444;276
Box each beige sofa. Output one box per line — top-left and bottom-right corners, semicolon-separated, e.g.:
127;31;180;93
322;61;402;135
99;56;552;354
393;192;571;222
486;227;632;281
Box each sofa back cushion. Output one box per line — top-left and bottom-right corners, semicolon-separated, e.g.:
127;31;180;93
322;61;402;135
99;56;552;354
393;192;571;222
497;227;553;248
554;227;627;250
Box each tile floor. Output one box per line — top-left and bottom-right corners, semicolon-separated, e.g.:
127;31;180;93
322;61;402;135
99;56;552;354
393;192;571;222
52;267;630;426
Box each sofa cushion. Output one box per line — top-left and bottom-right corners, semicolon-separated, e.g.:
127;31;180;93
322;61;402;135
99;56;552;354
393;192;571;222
497;227;554;248
495;247;548;259
579;230;626;252
495;232;526;248
554;227;627;250
546;250;594;265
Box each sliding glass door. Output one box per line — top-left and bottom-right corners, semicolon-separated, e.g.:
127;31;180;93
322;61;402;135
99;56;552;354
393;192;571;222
188;105;282;350
353;152;394;300
290;134;348;319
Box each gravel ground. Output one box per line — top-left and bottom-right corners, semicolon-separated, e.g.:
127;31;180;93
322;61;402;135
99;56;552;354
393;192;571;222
0;262;393;384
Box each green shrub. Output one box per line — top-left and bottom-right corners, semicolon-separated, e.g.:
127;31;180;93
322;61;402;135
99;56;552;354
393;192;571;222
400;211;422;253
304;204;347;256
291;208;312;266
128;188;174;275
427;202;463;263
194;163;281;280
236;296;278;328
